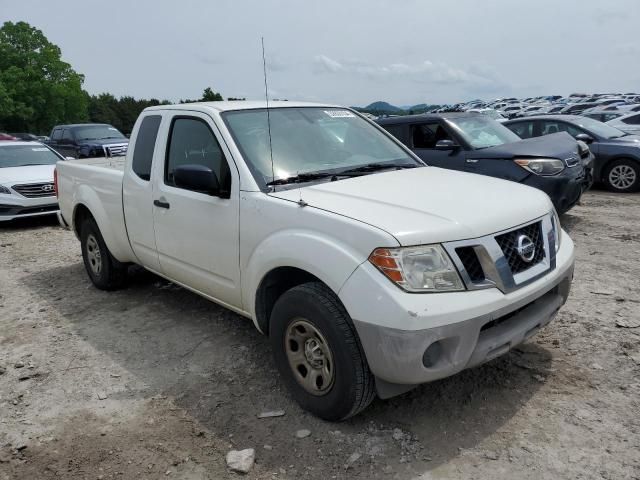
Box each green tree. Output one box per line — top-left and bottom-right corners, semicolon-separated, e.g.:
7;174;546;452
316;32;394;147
0;21;88;133
201;87;223;102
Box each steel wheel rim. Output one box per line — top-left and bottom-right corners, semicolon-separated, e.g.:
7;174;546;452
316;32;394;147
609;165;636;189
284;318;335;396
86;234;102;275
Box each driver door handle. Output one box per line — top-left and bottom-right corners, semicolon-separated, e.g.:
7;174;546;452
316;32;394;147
466;159;479;164
153;199;170;209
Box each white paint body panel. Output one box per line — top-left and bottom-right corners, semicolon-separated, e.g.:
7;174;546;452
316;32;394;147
56;101;571;344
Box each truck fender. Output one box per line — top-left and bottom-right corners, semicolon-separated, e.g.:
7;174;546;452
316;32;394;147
71;184;136;263
243;229;366;328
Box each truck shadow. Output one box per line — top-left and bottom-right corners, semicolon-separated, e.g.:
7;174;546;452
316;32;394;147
0;214;59;231
23;263;552;479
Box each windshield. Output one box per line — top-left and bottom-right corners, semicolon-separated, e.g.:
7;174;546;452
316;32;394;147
572;116;628;139
0;144;60;168
222;107;418;189
447;116;522;149
74;125;125;141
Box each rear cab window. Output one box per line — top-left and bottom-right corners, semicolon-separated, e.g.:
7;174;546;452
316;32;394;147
131;115;162;181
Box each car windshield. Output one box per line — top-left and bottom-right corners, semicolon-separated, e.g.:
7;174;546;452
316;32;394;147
0;144;60;168
74;125;126;141
222;107;418;188
572;117;628;139
447;116;522;149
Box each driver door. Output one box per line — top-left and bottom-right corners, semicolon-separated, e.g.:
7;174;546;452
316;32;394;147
151;112;241;308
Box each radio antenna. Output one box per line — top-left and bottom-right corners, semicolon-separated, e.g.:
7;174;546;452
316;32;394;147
262;37;275;191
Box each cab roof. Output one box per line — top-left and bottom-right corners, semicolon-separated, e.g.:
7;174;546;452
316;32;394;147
144;101;342;114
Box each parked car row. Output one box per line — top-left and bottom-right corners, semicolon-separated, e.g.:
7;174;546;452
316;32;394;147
435;92;640;121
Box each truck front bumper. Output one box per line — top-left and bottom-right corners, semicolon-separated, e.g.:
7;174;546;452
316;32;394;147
339;232;575;398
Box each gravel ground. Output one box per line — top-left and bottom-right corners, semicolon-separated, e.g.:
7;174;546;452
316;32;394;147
1;190;639;480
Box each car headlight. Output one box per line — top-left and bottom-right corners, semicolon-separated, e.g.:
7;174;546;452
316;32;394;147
369;245;465;293
0;185;11;195
551;209;561;252
514;158;565;176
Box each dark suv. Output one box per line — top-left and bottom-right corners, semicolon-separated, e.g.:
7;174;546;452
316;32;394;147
377;113;592;214
505;115;640;192
46;124;129;159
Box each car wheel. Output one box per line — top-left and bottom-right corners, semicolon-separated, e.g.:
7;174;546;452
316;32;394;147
80;218;128;290
269;282;375;421
603;159;640;192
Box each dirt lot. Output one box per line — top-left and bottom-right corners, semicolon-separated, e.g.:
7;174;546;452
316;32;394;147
1;190;639;480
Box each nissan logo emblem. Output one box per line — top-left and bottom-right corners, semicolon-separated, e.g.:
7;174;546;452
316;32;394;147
42;184;54;192
516;235;536;263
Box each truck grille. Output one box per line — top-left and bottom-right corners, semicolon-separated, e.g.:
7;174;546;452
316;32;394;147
12;182;56;198
455;247;485;282
103;143;128;157
495;221;545;274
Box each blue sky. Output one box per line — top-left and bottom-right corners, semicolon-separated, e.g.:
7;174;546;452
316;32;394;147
2;0;639;106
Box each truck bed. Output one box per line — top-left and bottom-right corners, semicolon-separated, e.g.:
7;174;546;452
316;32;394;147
67;156;126;171
56;155;136;263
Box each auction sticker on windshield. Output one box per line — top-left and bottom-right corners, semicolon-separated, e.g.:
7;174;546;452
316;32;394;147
324;110;355;118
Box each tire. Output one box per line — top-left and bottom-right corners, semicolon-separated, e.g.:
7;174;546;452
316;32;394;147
269;282;375;421
603;158;640;192
80;218;128;290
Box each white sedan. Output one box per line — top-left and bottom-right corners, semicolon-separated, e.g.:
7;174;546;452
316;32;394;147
0;141;65;222
606;112;640;135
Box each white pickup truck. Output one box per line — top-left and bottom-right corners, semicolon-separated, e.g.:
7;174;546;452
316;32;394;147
56;101;575;420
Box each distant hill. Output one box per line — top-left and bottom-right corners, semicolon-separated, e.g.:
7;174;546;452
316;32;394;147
353;101;439;116
355;101;404;115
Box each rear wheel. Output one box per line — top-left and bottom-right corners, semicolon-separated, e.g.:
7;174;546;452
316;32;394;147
80;218;128;290
603;159;640;192
269;282;375;421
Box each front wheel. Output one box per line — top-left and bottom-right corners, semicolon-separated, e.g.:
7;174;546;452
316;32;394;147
80;218;128;290
603;159;640;192
269;282;375;421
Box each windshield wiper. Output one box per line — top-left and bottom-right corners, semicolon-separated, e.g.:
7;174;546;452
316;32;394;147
338;162;418;176
266;172;335;186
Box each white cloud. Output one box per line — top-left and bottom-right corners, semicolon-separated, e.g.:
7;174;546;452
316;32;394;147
313;55;503;87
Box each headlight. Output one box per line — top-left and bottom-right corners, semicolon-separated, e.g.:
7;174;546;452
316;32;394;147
551;209;561;252
369;244;465;293
0;185;11;195
515;158;565;176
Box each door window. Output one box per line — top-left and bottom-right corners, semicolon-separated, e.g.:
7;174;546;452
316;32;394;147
51;128;62;141
411;123;452;148
540;121;582;137
61;129;74;142
165;117;231;196
508;121;534;139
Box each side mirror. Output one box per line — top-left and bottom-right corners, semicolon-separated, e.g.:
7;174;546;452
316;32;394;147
174;164;220;195
65;156;75;161
575;133;594;144
435;139;460;151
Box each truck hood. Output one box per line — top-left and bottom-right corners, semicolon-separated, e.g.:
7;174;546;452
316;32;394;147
0;164;56;185
470;132;577;160
270;167;553;246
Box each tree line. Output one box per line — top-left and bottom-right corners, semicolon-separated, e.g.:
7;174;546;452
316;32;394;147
0;21;243;135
